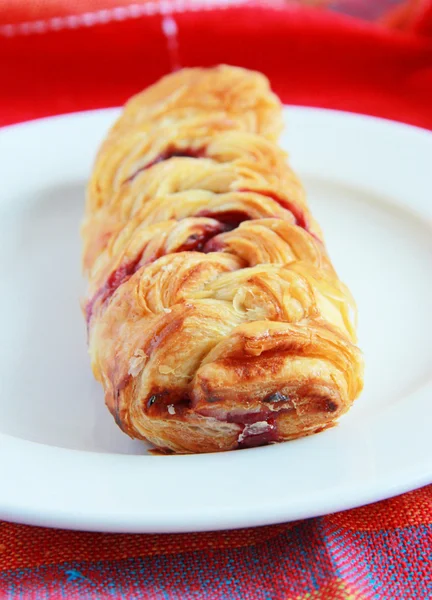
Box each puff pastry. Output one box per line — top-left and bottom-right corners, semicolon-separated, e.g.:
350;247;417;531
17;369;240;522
82;65;364;453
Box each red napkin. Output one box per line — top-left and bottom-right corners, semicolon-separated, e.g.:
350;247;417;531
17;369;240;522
0;2;431;127
0;487;431;597
0;3;431;598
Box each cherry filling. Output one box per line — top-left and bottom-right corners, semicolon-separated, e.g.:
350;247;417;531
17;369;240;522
238;189;309;231
223;412;280;449
127;146;206;183
237;419;279;449
85;250;147;326
224;410;272;425
175;222;225;253
85;221;224;325
89;168;313;333
196;210;252;250
145;391;190;418
89;163;310;325
145;393;280;448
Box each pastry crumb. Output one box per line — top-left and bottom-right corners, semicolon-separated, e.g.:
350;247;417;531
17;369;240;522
128;349;147;377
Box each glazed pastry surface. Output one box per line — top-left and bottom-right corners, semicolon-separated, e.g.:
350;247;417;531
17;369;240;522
82;65;364;453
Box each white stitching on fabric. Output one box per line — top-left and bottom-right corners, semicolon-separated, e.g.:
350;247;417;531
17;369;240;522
0;0;250;38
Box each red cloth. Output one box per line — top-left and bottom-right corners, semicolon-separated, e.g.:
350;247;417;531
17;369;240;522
0;4;431;598
0;486;431;597
0;4;431;128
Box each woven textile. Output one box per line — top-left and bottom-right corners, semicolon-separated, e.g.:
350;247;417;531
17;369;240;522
0;486;431;598
0;3;431;599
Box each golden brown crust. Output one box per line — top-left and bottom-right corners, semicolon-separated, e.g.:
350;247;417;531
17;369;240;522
82;65;364;453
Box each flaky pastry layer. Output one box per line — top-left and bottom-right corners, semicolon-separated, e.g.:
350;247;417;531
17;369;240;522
83;65;364;453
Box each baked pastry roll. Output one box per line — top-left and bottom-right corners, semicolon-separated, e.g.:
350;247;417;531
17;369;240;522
82;65;364;453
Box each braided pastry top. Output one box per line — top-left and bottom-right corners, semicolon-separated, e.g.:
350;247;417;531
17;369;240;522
82;65;363;453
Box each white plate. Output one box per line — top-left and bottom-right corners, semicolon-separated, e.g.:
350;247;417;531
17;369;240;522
0;107;431;533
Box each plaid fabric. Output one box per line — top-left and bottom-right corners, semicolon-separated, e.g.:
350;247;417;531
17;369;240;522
0;486;431;598
0;3;431;598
